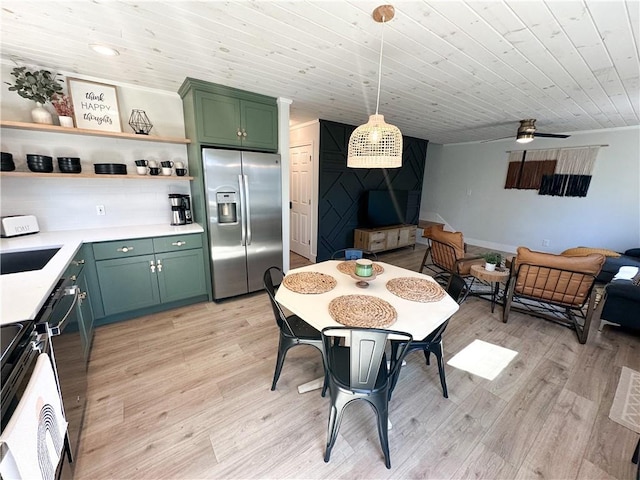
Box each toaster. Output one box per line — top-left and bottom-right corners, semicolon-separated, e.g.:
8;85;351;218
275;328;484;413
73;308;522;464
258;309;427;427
1;215;40;237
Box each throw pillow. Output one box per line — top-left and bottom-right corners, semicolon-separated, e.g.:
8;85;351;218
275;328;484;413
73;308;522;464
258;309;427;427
561;247;621;257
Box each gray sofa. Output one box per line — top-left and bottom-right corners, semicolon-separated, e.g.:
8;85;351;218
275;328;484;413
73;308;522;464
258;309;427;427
596;248;640;283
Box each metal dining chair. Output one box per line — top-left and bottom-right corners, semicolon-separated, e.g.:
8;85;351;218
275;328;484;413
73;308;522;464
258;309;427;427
321;326;412;469
388;273;467;399
263;267;327;394
330;248;378;261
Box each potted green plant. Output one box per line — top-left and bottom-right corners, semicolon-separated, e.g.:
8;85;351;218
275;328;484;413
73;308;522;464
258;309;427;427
4;66;63;124
482;252;502;271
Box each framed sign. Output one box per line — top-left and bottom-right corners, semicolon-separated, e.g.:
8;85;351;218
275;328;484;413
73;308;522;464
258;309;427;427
67;78;122;132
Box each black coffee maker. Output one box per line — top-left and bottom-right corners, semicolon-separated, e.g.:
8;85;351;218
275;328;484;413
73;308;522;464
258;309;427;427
168;194;193;225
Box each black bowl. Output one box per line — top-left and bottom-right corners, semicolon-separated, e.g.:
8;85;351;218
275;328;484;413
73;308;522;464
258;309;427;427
59;163;82;174
1;152;13;162
26;154;53;163
94;163;127;175
58;157;81;165
28;163;54;173
1;160;16;172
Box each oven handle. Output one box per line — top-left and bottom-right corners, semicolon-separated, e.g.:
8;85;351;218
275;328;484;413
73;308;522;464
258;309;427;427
48;285;80;337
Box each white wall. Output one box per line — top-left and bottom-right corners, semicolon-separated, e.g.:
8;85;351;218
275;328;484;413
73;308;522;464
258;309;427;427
277;98;292;271
420;127;640;254
1;60;191;231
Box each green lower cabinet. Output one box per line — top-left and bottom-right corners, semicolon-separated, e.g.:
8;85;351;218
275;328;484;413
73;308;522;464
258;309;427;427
96;254;160;316
156;249;207;303
96;249;207;316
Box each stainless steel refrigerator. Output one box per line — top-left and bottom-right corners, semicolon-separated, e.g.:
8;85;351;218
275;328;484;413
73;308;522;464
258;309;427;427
202;148;283;300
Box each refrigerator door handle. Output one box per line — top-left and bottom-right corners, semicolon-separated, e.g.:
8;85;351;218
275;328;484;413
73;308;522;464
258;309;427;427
238;174;246;246
244;174;252;245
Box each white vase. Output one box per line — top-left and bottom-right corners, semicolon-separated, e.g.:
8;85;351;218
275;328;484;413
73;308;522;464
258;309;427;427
58;115;74;128
31;102;53;124
485;262;496;272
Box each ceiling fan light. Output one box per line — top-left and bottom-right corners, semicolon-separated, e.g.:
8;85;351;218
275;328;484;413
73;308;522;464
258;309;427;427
348;114;403;168
90;44;120;56
516;131;535;143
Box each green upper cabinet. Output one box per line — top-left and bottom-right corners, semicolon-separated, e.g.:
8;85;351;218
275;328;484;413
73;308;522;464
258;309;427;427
196;91;242;147
179;78;278;152
240;100;278;151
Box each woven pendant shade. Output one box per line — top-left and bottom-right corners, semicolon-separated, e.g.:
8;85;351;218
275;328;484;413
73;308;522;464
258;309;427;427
347;5;402;169
347;114;402;168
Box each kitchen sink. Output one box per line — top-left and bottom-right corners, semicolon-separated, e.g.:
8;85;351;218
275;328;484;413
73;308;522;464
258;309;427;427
0;247;61;275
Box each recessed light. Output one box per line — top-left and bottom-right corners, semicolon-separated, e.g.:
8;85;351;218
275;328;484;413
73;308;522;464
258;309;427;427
89;44;120;56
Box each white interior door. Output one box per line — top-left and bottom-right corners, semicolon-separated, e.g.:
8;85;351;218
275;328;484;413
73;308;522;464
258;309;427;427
290;144;312;259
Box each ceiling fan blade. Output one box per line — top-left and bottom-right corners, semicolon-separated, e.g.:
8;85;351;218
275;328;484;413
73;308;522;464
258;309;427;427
534;132;570;138
481;135;513;143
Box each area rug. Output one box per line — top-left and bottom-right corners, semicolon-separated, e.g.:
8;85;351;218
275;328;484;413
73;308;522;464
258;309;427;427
447;339;518;380
609;366;640;434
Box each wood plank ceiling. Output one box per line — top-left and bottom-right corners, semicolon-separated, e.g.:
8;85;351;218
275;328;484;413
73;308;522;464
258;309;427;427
1;1;638;144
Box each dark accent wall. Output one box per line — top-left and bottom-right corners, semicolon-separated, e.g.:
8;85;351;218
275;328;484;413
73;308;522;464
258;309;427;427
317;119;428;261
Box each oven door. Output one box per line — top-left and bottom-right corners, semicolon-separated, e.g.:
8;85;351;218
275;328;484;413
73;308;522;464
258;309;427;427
46;281;87;479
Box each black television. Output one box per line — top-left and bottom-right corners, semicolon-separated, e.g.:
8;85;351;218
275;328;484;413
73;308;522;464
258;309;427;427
366;190;408;227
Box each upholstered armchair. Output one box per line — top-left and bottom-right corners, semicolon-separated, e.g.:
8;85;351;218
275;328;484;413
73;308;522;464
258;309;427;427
503;247;605;344
419;227;484;286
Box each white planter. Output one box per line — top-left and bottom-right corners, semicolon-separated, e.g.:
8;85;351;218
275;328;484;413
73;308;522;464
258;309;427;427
485;262;496;272
58;115;74;128
31;102;53;124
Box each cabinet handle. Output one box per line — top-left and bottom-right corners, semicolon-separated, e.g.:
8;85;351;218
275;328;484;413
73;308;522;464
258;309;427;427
242;129;247;137
237;129;242;137
150;260;156;273
157;259;163;272
117;246;134;253
171;241;186;247
72;259;85;266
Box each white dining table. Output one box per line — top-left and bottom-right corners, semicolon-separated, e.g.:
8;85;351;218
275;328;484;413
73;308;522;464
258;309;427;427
275;260;460;394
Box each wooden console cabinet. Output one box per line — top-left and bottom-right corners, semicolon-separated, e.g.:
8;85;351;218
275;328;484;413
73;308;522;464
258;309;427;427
354;225;417;253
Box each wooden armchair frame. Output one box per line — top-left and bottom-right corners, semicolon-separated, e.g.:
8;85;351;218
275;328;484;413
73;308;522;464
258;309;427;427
502;248;604;344
419;230;483;292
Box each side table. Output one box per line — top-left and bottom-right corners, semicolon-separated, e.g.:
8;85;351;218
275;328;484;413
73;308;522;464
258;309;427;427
470;264;510;312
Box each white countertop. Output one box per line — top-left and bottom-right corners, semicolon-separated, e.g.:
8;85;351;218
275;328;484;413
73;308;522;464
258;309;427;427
0;224;204;325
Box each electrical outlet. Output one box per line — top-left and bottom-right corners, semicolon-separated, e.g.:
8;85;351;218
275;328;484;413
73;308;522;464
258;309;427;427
96;205;106;216
542;239;550;247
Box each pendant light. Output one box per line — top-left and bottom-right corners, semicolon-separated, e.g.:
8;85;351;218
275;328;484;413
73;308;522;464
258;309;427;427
347;4;402;169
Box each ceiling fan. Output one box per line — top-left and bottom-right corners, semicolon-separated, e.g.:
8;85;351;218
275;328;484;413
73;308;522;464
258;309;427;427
481;119;571;143
515;119;570;143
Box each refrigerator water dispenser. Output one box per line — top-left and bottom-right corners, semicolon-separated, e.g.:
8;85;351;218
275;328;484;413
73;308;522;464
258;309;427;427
216;192;238;224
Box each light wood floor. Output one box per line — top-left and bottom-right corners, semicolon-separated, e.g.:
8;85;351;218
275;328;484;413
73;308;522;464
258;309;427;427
75;245;640;479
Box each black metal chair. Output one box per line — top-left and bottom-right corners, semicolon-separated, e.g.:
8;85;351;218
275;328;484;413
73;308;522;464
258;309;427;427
321;326;412;469
331;248;378;261
389;273;468;399
263;267;326;394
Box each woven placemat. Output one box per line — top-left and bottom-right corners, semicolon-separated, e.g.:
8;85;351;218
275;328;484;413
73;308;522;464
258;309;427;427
328;295;397;327
386;277;446;302
282;271;337;294
336;260;385;276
